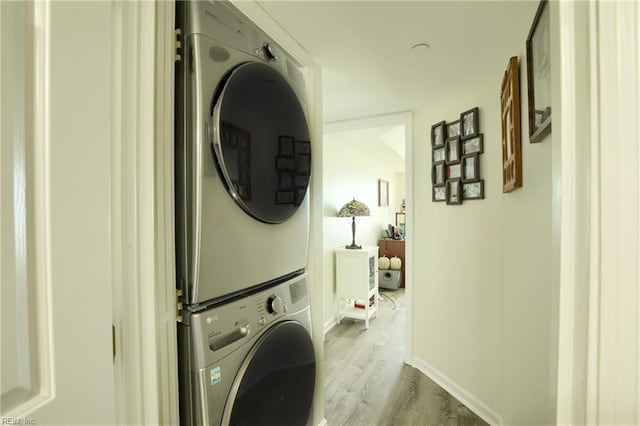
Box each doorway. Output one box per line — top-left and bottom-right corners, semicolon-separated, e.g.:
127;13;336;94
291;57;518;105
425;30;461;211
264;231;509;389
321;110;413;356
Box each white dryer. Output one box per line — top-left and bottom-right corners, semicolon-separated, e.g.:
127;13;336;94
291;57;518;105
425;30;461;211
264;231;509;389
175;0;312;309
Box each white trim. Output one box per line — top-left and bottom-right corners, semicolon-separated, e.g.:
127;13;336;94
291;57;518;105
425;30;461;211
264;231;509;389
323;318;337;335
111;2;177;424
590;1;640;423
409;357;502;426
153;2;180;424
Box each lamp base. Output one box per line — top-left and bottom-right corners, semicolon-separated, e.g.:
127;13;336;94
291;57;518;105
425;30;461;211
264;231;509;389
345;243;362;250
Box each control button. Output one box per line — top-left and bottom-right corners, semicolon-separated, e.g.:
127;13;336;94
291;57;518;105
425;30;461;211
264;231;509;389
262;43;277;62
266;295;283;314
258;316;266;326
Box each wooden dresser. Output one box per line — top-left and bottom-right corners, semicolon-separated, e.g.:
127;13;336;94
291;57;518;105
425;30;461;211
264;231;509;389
378;239;405;288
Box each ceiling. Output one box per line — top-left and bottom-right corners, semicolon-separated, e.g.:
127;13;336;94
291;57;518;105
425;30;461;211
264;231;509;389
257;0;538;124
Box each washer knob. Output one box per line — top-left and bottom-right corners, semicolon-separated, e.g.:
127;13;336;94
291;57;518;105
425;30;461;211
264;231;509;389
262;43;277;62
266;295;283;314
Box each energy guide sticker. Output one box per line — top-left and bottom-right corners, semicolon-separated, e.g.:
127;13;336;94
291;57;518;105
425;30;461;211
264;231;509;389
210;367;221;385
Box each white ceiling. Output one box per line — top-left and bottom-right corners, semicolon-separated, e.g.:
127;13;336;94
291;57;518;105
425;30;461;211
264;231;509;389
257;0;538;123
328;124;406;172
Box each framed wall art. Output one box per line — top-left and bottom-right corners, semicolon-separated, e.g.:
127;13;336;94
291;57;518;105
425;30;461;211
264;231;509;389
461;154;480;183
432;186;446;202
460;107;479;139
526;0;551;143
462;180;484;200
433;146;446;163
446;120;460;138
378;179;389;207
446;163;461;180
501;56;523;192
462;134;483;155
431;121;446;147
446;178;462;205
445;137;461;164
430;107;485;205
432;162;446;187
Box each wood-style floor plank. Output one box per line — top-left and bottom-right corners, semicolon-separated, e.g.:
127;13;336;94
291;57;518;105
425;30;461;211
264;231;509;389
324;289;489;426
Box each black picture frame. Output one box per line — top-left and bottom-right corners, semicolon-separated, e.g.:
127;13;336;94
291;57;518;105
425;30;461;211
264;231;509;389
433;146;446;163
462;134;484;155
446;163;461;180
432;186;446;202
462;180;485;200
431;121;446;147
432;161;446;187
460;107;480;139
446;120;460;138
445;136;461;164
461;153;480;183
446;178;462;205
526;0;552;143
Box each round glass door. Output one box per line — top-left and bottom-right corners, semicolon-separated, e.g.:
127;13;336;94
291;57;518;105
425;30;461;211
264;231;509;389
223;321;316;426
211;62;311;224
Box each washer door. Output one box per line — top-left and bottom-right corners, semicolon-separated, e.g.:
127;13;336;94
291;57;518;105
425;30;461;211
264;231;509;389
211;62;311;224
223;321;316;426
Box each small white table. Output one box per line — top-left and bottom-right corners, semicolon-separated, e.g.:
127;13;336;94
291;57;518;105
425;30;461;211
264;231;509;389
335;246;379;329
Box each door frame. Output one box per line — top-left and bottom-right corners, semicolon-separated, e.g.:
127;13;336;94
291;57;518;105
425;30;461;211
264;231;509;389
322;111;414;362
111;1;178;424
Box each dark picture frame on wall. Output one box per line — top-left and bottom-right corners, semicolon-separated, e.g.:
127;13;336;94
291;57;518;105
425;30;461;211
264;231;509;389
446;178;462;205
461;153;480;183
446;120;460;138
431;121;446;147
432;186;446;202
462;134;484;155
445;137;461;164
462;180;485;200
526;0;552;143
432;162;446;187
460;107;479;139
433;146;446;163
501;56;523;192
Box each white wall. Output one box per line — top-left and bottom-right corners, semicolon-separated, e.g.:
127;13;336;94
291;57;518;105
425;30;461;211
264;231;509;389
410;1;556;424
322;132;404;326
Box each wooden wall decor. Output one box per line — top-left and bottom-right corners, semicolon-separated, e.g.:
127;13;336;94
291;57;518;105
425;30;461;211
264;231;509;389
501;56;522;192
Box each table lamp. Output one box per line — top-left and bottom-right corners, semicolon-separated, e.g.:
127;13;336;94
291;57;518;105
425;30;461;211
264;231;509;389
337;198;370;249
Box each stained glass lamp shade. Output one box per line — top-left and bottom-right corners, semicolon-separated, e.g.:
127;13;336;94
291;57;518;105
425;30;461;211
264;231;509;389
337;198;371;249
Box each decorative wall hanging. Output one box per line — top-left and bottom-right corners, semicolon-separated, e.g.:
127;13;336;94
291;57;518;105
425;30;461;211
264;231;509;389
378;179;389;207
430;107;484;204
526;0;551;143
501;56;523;192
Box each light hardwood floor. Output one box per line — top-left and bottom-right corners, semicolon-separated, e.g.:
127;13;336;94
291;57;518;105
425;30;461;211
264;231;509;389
324;289;488;426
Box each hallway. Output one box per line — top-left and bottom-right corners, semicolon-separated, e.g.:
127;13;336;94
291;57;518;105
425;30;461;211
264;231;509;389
324;290;488;426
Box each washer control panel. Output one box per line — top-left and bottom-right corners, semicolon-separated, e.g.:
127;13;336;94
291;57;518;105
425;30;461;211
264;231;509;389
186;273;309;369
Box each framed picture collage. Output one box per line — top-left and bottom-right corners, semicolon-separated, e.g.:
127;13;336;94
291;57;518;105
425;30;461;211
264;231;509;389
430;107;485;205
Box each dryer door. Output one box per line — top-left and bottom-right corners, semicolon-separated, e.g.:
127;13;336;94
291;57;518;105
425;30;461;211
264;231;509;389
211;62;311;224
222;320;315;426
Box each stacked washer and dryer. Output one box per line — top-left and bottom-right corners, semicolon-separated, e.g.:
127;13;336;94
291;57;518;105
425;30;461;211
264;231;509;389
175;1;315;425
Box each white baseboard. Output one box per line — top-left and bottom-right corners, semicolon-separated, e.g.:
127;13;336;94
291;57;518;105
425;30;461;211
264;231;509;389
323;318;336;335
409;356;502;426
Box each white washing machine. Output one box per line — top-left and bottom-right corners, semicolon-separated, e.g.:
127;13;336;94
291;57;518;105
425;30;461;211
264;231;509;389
178;274;316;426
175;0;312;309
